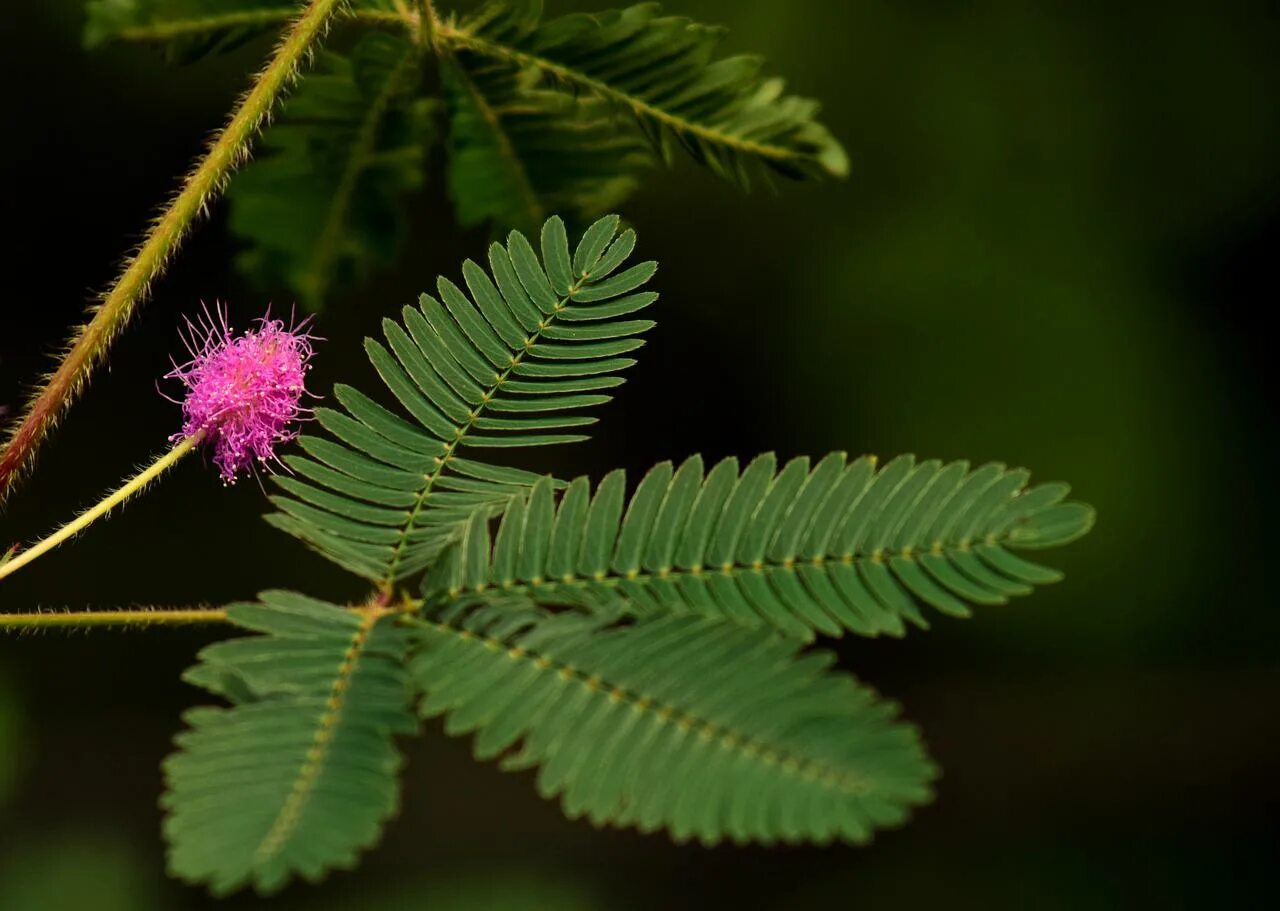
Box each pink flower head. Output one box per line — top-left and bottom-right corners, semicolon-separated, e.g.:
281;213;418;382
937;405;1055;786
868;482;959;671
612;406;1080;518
165;304;317;484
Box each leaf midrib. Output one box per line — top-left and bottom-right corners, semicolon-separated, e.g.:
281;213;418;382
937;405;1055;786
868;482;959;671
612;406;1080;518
462;532;1028;596
251;608;383;865
378;282;584;587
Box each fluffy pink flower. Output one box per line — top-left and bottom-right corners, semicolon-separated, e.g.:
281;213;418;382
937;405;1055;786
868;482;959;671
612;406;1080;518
165;305;317;484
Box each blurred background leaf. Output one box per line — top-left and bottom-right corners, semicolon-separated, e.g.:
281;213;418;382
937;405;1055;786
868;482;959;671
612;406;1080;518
0;836;163;911
228;30;434;311
0;677;23;807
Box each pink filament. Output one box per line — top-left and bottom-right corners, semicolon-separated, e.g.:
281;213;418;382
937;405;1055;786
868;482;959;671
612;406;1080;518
165;304;316;483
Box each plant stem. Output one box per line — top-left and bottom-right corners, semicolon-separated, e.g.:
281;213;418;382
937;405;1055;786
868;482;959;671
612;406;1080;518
0;600;414;633
0;607;229;631
0;0;348;504
0;435;200;583
416;1;439;50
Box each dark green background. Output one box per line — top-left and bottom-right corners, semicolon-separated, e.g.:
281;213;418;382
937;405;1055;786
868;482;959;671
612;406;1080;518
2;1;1277;908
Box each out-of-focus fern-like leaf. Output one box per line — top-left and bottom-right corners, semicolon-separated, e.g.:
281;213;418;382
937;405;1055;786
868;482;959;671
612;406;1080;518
83;1;402;62
426;454;1096;640
441;1;848;186
163;591;415;895
267;214;657;585
85;0;294;61
227;31;432;310
407;601;934;845
442;53;652;234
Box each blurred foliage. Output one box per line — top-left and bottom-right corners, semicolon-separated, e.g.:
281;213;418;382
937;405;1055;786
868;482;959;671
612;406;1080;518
0;678;21;806
0;837;162;911
285;871;603;911
228;30;434;311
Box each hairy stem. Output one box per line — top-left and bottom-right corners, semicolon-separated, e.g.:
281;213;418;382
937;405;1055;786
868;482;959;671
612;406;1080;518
0;435;200;583
0;607;229;632
0;600;414;633
0;0;348;503
415;1;440;49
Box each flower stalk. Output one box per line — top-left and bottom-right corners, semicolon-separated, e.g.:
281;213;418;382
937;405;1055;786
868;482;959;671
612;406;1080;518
0;434;202;582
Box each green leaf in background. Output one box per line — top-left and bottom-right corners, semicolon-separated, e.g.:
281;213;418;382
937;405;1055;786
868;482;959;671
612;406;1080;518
268;214;657;585
0;837;162;911
442;54;652;234
163;591;416;895
445;1;848;186
228;30;433;310
83;1;409;60
0;678;21;807
85;0;306;61
408;602;934;845
426;454;1095;640
285;871;604;911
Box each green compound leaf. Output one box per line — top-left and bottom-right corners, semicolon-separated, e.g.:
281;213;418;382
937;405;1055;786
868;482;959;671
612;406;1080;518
228;31;433;310
163;591;416;896
443;1;849;187
442;51;652;235
268;214;657;585
427;453;1096;640
85;0;296;61
407;602;934;845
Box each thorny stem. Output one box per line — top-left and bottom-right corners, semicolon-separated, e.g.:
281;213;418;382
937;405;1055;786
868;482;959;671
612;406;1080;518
0;0;348;504
0;435;201;583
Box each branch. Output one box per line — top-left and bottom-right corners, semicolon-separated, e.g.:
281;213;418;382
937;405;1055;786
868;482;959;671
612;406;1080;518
415;1;440;50
0;0;349;504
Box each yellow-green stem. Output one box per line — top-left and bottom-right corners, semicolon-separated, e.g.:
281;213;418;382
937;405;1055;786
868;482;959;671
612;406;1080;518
416;1;439;49
0;600;417;632
0;435;200;583
0;0;348;504
0;607;229;631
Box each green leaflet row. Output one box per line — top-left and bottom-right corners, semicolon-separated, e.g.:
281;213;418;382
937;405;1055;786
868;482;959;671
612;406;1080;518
427;453;1095;640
